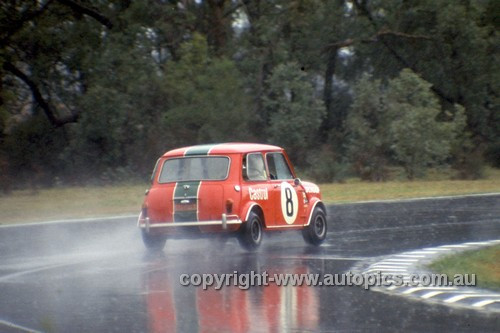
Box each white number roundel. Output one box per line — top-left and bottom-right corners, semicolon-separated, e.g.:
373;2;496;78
280;182;298;224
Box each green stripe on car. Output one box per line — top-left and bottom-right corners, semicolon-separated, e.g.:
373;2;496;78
172;144;219;222
184;144;218;156
173;181;201;222
174;181;201;198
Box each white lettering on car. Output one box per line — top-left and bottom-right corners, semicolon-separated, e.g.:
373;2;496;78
304;185;320;194
249;187;269;201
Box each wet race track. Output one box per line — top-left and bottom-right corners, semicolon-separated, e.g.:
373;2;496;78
0;195;499;332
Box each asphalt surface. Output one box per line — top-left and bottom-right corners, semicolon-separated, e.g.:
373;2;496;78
0;194;499;332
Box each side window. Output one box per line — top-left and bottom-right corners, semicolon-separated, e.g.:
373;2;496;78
244;153;268;181
266;153;293;180
151;158;161;183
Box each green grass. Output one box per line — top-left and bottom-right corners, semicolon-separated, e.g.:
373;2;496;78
320;167;500;203
0;168;499;225
0;184;148;225
428;245;500;290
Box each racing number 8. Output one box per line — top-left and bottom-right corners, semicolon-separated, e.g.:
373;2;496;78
281;182;298;224
285;187;294;217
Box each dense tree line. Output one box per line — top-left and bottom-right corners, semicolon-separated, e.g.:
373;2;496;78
0;0;498;191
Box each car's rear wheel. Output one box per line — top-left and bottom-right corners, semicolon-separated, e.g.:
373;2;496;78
302;208;327;246
141;230;166;251
238;211;263;251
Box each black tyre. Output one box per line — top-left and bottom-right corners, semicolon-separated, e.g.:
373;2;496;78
141;230;166;251
302;208;327;246
238;211;263;251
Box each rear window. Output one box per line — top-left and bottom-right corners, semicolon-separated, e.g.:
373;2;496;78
158;156;230;183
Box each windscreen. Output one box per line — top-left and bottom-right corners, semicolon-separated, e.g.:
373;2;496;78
158;156;230;183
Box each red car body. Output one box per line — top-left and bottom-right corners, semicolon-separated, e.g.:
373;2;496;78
138;143;327;250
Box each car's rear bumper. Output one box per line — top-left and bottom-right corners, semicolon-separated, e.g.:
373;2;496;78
138;214;242;232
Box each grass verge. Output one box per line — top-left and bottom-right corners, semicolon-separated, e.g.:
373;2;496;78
428;245;500;290
320;178;500;203
0;184;148;225
320;167;500;203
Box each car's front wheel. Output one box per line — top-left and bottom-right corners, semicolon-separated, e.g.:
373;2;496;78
141;230;166;251
302;207;327;246
238;211;263;251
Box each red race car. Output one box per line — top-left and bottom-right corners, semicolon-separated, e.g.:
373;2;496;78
138;143;327;251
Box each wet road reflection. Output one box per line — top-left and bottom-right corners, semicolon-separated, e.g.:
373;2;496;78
142;250;324;333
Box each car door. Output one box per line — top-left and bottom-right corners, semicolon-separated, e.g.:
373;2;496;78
266;152;306;226
242;153;275;225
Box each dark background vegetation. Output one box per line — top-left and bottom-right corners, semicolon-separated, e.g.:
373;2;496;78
0;0;498;192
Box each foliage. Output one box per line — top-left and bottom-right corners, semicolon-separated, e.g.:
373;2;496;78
264;62;325;165
0;0;498;187
56;24;170;183
345;74;391;181
347;69;466;180
3;115;66;187
451;129;485;180
163;34;252;146
349;0;499;166
387;69;465;179
305;145;350;183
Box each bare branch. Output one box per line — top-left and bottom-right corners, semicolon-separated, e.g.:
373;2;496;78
1;0;113;48
375;29;433;41
324;38;355;51
3;62;79;127
324;30;432;51
56;0;113;29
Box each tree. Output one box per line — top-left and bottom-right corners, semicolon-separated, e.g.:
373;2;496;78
67;25;170;182
387;69;466;179
348;0;498;163
163;33;252;146
264;62;325;165
345;74;391;181
347;69;465;180
0;0;497;187
0;0;117;128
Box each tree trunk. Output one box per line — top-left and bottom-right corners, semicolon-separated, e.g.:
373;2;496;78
207;0;228;56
